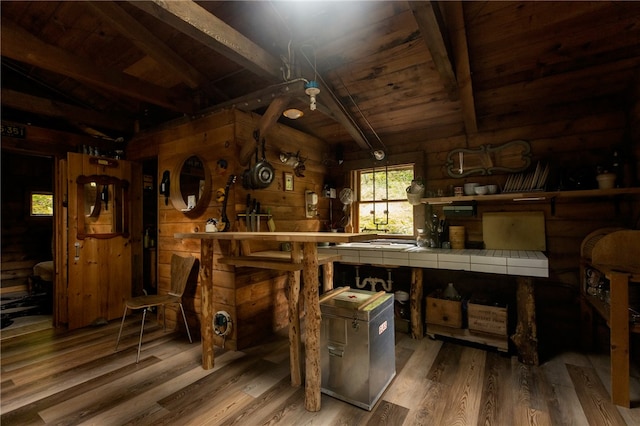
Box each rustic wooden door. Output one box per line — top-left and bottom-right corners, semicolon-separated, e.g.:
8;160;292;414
65;152;138;329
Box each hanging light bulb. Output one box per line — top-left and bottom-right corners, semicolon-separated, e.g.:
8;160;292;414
373;150;386;161
305;81;320;111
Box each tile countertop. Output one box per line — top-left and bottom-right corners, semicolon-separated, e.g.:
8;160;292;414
317;244;548;278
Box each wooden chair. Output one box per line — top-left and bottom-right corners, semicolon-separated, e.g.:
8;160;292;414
115;254;196;363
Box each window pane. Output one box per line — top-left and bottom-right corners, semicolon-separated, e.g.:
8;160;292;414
31;193;53;216
358;201;414;234
357;164;415;235
388;169;415;200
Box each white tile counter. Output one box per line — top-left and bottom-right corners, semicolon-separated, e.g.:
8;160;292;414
318;244;548;278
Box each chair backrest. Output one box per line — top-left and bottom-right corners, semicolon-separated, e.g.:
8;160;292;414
169;254;196;297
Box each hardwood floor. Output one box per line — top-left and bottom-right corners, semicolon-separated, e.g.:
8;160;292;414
1;314;639;426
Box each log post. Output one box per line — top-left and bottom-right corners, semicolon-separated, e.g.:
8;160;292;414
200;239;215;369
288;242;303;387
511;276;539;365
410;267;424;339
302;242;321;411
322;262;334;292
609;271;630;408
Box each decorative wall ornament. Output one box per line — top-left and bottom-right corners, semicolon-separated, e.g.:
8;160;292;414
445;139;532;178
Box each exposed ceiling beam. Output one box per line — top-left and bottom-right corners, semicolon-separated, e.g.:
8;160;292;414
85;1;207;90
1;88;134;135
409;1;459;102
204;80;306;114
0;17;194;114
442;1;478;134
128;0;283;81
130;0;370;150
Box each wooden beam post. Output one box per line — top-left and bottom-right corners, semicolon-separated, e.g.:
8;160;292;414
609;271;630;408
288;242;303;387
511;276;539;365
302;242;321;411
239;96;291;166
200;239;215;369
410;268;424;339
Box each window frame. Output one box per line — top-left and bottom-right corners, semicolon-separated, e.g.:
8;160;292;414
352;163;415;235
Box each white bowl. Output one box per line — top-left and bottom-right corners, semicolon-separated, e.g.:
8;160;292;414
487;184;498;194
463;182;479;195
474;185;488;195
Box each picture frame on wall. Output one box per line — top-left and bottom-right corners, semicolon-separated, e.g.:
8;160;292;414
284;172;294;191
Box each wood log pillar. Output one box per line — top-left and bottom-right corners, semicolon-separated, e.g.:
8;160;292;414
288;242;303;387
511;276;539;365
322;262;334;292
302;242;321;412
200;239;215;369
410;268;424;339
609;271;630;408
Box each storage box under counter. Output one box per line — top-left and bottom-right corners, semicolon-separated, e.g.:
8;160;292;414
425;292;463;329
320;289;395;411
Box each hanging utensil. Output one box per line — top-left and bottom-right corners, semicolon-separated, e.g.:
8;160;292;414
252;138;274;189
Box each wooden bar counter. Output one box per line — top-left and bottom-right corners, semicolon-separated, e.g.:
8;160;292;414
174;231;374;412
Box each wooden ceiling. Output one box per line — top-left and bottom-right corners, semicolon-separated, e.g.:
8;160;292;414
2;1;639;155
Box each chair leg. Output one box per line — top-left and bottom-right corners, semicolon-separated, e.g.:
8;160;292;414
162;304;166;332
137;308;148;363
179;303;193;343
115;306;128;351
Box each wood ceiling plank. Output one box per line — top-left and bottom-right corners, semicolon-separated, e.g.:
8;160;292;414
330;41;430;85
1;88;134;134
408;1;458;102
85;1;206;89
316;9;420;70
465;2;609;46
0;17;193;114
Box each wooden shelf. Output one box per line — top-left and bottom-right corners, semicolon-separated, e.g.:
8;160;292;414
420;187;640;205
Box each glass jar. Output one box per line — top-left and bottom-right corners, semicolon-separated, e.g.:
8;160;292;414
416;228;429;247
443;282;460;300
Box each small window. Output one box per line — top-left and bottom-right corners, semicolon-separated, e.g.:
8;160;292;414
31;192;53;216
355;164;414;235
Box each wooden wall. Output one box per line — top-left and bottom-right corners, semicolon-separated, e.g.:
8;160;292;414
127;108;328;349
1;152;54;294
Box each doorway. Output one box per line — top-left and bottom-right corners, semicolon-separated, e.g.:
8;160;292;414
0;152;55;332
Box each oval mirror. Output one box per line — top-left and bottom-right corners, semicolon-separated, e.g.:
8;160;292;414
170;155;212;215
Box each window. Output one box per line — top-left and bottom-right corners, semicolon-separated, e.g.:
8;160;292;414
30;192;53;216
355;164;414;235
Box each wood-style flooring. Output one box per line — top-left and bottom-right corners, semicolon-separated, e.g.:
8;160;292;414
1;313;639;425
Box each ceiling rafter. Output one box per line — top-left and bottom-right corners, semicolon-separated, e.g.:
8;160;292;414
2;88;134;134
128;0;370;150
441;1;478;135
127;0;283;82
85;1;207;90
0;17;194;114
409;1;459;102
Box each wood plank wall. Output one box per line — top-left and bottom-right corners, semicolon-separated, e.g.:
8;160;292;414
127;108;328;349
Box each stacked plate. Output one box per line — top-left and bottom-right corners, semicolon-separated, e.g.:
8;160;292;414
503;162;549;193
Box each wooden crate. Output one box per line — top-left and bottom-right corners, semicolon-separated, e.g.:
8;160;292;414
425;293;463;328
468;301;508;336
